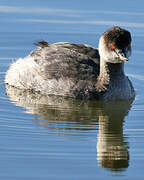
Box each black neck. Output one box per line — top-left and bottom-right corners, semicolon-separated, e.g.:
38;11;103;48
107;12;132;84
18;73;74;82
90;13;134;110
106;62;124;77
96;61;125;92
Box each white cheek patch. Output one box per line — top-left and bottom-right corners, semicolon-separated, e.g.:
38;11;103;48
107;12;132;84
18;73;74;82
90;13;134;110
99;37;114;61
98;36;130;63
99;41;118;63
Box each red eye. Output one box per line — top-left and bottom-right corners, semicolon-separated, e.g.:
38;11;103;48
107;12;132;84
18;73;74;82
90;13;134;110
109;44;116;50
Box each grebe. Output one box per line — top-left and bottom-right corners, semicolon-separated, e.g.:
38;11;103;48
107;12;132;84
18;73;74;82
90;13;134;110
5;26;135;101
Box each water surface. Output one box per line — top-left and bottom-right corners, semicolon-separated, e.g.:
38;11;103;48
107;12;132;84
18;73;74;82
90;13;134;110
0;1;144;179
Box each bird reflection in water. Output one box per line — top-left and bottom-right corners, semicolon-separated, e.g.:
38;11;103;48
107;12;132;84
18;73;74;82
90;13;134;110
6;85;134;172
96;101;131;172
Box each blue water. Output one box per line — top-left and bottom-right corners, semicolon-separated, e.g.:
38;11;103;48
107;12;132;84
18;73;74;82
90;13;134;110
1;0;144;179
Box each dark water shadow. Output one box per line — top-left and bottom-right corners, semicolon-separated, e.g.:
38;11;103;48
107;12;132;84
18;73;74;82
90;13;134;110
6;85;134;172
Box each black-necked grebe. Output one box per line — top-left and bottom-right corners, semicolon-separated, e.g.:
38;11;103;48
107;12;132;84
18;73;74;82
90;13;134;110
5;26;135;101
